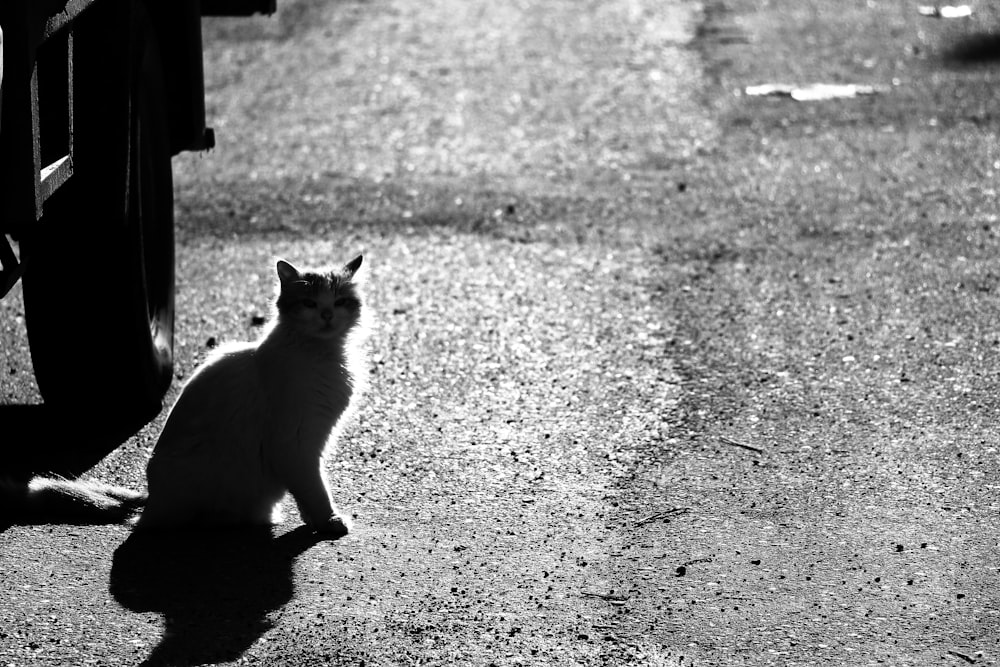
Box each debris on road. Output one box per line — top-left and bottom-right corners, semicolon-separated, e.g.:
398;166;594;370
918;5;972;18
745;82;882;101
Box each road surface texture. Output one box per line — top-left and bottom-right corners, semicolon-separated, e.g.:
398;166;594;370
2;0;999;665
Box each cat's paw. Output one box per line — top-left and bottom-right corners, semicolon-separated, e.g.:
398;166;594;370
312;513;352;538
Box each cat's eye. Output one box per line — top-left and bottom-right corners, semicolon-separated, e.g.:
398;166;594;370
301;298;317;308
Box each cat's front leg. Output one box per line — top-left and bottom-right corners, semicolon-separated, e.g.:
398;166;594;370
312;512;352;537
279;457;351;536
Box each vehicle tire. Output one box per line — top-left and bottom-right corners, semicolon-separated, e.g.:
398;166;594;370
21;3;174;419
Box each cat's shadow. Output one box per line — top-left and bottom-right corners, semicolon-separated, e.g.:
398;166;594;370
110;525;336;666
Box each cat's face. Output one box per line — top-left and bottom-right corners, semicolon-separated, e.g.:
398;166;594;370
275;255;364;340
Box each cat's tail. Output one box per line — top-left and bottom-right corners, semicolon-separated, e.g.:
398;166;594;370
0;476;146;525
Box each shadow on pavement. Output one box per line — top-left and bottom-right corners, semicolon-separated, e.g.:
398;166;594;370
110;525;336;666
943;32;1000;66
0;403;151;479
201;0;351;43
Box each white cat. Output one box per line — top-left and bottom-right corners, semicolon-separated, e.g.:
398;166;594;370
3;254;368;536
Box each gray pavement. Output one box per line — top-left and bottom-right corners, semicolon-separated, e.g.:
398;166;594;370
1;0;998;665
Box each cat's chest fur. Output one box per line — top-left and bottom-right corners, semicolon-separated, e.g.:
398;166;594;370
255;334;355;441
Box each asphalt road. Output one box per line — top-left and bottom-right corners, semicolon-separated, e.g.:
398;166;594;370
2;0;999;665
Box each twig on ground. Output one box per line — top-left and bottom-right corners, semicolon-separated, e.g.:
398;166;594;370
682;557;714;567
719;435;765;454
634;507;692;527
582;591;629;605
947;649;977;664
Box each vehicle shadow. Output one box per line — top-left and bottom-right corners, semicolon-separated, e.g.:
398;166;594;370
0;403;151;478
110;525;336;666
942;32;1000;67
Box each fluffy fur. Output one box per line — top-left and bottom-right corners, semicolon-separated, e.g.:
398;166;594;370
0;476;144;525
5;254;368;535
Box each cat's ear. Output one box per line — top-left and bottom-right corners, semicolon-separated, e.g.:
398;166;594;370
276;260;301;284
343;254;364;281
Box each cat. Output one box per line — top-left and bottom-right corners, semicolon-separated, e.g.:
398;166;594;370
2;254;368;536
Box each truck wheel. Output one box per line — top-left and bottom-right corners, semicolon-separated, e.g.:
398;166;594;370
21;5;174;418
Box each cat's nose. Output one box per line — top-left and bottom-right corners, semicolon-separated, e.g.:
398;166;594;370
321;309;334;321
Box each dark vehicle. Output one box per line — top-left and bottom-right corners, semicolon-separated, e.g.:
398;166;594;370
0;0;274;417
